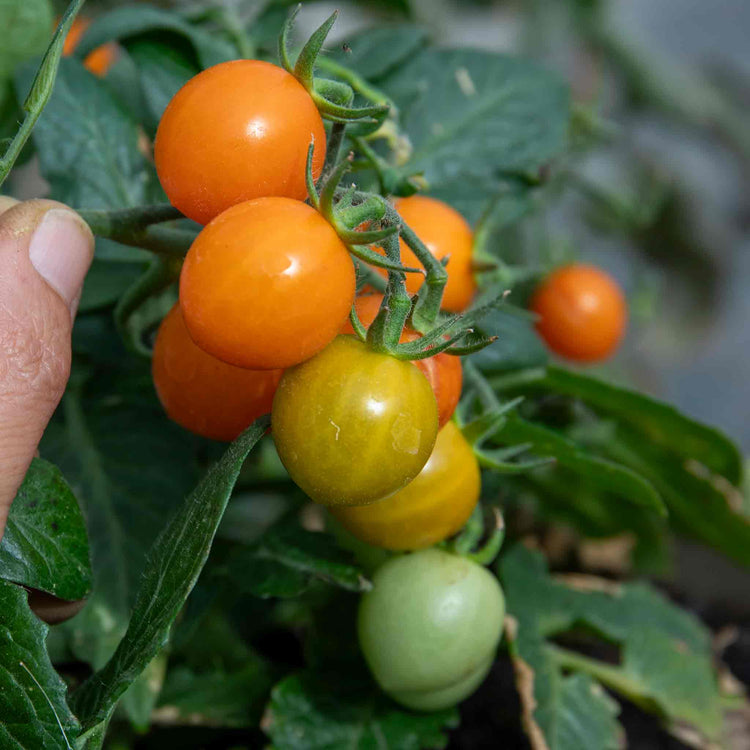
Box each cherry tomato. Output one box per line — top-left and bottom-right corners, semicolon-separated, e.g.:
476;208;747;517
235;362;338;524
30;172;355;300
330;421;480;550
341;294;462;428
179;198;355;370
376;196;476;312
271;336;438;506
152;304;282;441
154;60;326;224
530;264;627;362
358;548;505;711
62;17;118;77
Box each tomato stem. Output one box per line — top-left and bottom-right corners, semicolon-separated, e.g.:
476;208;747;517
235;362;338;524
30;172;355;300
319;122;347;187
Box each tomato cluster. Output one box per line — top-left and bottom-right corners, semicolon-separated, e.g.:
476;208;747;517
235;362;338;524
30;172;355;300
150;56;504;712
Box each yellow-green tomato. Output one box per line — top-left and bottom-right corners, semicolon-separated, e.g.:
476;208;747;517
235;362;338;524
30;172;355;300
271;336;439;506
330;421;480;550
358;548;505;711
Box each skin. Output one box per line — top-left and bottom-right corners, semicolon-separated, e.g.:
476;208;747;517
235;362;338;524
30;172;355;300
358;548;505;711
530;264;627;362
152;304;282;441
180;197;355;370
154;60;326;225
271;336;438;506
377;196;477;312
62;17;118;76
341;294;463;428
330;421;480;551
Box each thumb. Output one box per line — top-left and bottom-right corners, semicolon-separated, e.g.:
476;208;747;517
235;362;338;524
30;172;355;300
0;198;94;537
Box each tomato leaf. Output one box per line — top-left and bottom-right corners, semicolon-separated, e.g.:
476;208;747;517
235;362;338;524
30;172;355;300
72;4;237;68
14;57;158;208
70;416;269;732
0;580;79;749
263;672;459;750
226;521;371;599
501;545;723;747
381;49;569;196
470;309;548;374
0;0;53;78
0;458;91;601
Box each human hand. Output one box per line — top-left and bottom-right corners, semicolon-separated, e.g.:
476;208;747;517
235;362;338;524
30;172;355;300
0;197;94;539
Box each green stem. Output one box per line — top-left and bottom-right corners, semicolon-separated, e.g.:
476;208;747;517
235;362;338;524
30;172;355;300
0;0;87;188
488;367;548;392
464;360;502;411
78;205;184;235
315;57;395;112
319;122;347;189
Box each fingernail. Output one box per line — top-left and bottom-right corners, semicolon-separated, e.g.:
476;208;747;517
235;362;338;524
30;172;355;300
29;208;94;314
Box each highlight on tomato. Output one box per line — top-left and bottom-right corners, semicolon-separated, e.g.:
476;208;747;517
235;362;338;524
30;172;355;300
358;548;505;711
329;421;480;551
376;195;476;312
341;294;463;428
154;59;326;225
530;263;628;362
152;304;282;442
271;335;439;506
179;197;355;371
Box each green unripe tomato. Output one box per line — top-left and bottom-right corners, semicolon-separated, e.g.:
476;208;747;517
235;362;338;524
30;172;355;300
357;548;505;711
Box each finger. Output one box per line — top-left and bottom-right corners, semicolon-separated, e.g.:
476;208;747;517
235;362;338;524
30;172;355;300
0;200;94;537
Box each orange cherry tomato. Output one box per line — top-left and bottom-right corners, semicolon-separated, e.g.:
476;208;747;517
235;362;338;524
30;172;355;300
377;196;476;312
329;421;480;550
62;17;118;77
180;197;355;370
152;304;282;441
154;60;326;225
530;264;627;362
341;294;462;428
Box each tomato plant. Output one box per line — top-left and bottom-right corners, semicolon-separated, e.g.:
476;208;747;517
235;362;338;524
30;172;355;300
358;548;505;710
155;60;326;225
341;294;463;427
330;421;480;550
376;196;476;312
152;304;282;441
0;3;745;750
180;197;355;369
272;335;439;505
530;263;628;362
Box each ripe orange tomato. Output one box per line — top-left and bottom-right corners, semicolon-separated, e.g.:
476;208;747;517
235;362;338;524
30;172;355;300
62;17;118;77
154;60;326;225
341;294;462;428
329;421;480;550
152;304;282;441
377;196;476;312
180;197;355;370
530;264;627;362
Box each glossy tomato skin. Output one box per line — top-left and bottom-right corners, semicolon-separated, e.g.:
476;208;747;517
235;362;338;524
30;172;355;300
180;198;355;370
155;60;326;224
377;196;476;312
358;549;505;711
152;304;282;441
330;421;480;550
272;336;439;506
530;264;627;362
341;294;463;428
62;17;118;76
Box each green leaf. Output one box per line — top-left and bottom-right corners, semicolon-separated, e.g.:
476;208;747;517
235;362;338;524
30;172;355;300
0;458;91;601
70;417;269;732
494;415;666;515
264;672;458;750
470;309;548;374
228;521;371;599
0;580;79;749
119;653;167;732
381;50;569;193
79;251;148;312
501;545;723;746
74;4;236;69
15;57;157;208
0;0;53;77
40;368;204;674
540;366;743;484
